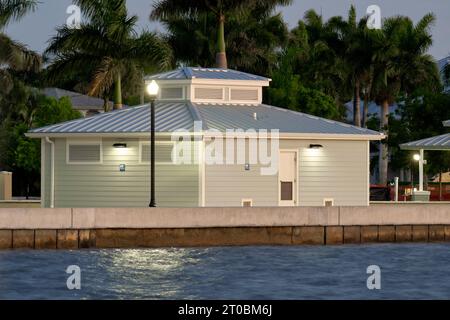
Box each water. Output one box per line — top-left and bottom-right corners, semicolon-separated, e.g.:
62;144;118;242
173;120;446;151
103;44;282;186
0;244;450;300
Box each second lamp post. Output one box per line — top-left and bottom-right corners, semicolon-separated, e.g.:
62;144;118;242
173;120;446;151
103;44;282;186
146;80;159;207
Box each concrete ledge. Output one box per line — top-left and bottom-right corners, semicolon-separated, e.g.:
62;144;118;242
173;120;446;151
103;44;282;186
340;204;450;226
0;208;71;229
72;207;340;229
0;205;449;230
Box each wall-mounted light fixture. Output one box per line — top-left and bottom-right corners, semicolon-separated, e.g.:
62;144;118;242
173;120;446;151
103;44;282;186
113;143;127;148
309;144;323;149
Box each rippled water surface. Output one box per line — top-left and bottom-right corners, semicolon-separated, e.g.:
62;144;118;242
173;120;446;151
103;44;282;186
1;244;450;299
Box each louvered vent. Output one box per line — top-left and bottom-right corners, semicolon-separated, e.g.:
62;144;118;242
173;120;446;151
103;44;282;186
160;87;183;100
68;145;101;163
141;143;174;163
242;200;253;207
194;88;223;100
230;89;258;101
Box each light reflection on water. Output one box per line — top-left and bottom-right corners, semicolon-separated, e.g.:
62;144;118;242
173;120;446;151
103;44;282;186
0;244;450;300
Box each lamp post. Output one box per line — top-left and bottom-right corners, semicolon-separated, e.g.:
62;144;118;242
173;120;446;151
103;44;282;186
146;80;159;207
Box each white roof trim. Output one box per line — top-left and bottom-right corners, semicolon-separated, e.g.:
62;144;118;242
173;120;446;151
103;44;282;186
26;131;384;141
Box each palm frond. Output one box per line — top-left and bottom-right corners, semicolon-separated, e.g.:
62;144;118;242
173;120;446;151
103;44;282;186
89;57;119;97
0;33;41;71
0;0;37;29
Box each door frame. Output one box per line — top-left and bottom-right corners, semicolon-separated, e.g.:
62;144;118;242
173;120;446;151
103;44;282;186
278;149;299;206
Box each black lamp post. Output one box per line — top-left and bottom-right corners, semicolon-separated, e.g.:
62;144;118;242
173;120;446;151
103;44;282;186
147;80;159;207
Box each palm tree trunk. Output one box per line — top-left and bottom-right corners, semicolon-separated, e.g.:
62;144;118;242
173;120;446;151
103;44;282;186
362;90;370;128
353;80;361;127
215;13;227;69
113;73;123;110
379;100;389;185
140;71;145;105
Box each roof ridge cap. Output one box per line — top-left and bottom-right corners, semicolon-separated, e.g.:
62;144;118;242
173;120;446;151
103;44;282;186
182;67;194;79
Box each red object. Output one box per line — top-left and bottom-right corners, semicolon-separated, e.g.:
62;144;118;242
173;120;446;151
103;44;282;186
386;183;450;202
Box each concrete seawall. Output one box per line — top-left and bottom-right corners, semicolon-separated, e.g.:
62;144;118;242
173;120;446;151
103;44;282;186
0;204;449;249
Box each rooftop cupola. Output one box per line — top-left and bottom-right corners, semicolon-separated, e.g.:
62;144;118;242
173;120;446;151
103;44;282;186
144;67;271;105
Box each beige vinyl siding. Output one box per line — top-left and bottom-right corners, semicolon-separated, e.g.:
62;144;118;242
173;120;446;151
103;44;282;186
204;139;277;206
49;138;199;208
204;139;369;207
284;140;369;206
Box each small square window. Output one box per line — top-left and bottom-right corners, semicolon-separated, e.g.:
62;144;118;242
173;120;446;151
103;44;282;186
280;182;293;201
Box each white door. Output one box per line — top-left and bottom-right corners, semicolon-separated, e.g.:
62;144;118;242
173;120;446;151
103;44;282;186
279;151;297;206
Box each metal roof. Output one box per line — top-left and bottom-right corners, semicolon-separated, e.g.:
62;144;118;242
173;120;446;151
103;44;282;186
28;102;383;138
42;88;109;111
145;67;270;82
195;103;381;135
400;133;450;150
29;102;194;134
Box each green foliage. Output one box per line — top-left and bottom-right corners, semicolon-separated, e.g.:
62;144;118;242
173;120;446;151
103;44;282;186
388;91;450;175
267;72;343;119
154;3;288;76
0;0;41;91
33;96;81;127
0;82;81;189
150;0;292;68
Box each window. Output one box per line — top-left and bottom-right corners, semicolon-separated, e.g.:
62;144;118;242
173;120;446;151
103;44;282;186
242;199;253;207
140;141;175;164
323;198;334;207
194;87;224;100
280;182;293;201
67;141;102;164
160;87;183;100
230;88;258;101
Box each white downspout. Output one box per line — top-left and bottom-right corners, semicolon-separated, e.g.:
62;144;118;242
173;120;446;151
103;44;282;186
45;137;55;208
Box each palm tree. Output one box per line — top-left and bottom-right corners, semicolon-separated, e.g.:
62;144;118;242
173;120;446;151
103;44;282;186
150;0;292;69
158;3;288;76
289;10;349;105
0;0;41;93
45;0;172;110
372;14;439;185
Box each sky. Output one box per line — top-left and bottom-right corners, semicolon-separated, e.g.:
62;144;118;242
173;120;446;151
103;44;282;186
4;0;450;61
